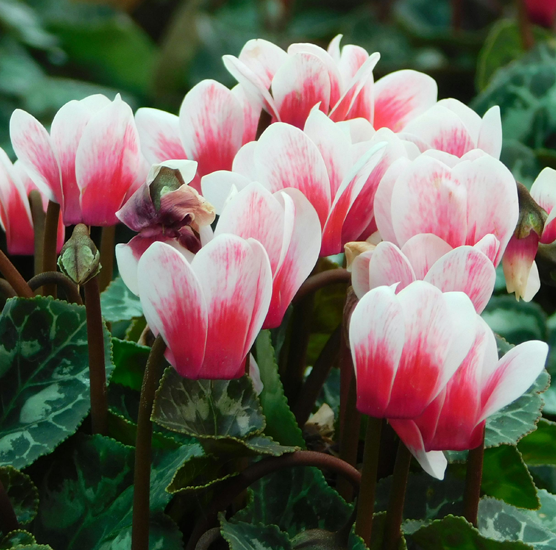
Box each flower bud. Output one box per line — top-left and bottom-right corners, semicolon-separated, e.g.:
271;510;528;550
57;224;101;286
344;241;376;271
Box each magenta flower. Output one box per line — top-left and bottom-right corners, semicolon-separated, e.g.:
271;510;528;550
525;0;556;27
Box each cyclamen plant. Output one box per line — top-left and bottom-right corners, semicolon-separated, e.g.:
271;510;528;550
0;33;552;550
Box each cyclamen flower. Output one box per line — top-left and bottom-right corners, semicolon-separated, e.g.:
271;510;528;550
390;318;548;479
137;236;272;379
215;182;321;329
203;108;411;255
347;234;497;313
10;94;146;227
135;80;261;192
525;0;556;27
223;36;437;130
116;160;216;295
349;281;478;419
374;151;518;266
0;150;64;255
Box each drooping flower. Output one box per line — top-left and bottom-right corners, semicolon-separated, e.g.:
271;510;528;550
214;182;321;328
135;80;261;192
223;36;437;130
137;236;272;379
115;160;216;295
389;318;548;479
10;94;147;226
349;281;478;420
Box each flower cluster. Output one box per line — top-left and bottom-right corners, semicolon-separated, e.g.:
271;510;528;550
2;35;549;480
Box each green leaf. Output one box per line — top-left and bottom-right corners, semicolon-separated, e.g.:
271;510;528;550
0;297;114;469
100;277;143;323
479;497;556;548
0;530;36;548
255;331;305;447
522;490;556;534
410;514;533;549
0;466;38;525
220;515;293;550
233;466;351;537
500;140;542;189
482;446;539;509
518;419;556;466
111;338;150;391
0;0;58;49
34;434;196;549
152;369;265;440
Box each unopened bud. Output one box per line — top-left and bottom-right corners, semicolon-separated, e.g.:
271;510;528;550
57;224;101;286
344;241;376;271
515;183;547;240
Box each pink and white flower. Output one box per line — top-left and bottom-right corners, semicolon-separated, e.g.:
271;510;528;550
137;236;272;379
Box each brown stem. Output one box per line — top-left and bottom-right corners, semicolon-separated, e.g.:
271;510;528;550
28;272;83;305
463;426;485;527
0;279;16;299
132;336;167;550
0;478;18;533
28;190;45;278
293;269;351;304
84;276;108;435
0;251;33;298
517;0;535;50
98;225;116;292
186;450;361;550
293;324;342;426
255;109;272;140
452;0;463;33
195;528;222;550
42;201;60;297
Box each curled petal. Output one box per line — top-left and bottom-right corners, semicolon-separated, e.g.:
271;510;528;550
238;38;288;89
367;241;415;291
201;170;252;214
502;233;540;301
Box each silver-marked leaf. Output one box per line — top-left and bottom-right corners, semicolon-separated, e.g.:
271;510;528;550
522;490;556;535
220;515;293;550
0;466;38;525
100;277;143;323
479;497;556;549
152;369;265;440
0;297;114;469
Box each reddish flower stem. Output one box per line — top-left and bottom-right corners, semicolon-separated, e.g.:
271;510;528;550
463;426;485;527
98;225;116;292
42;201;60;297
28;190;45;278
28;272;83;305
0;250;33;298
293;269;351;304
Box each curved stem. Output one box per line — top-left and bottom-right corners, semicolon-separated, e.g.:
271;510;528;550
28;272;83;305
0;279;16;300
463;426;485;527
84;276;108;435
517;0;534;50
355;417;383;544
28;190;45;278
0;251;33;298
293;269;351;304
293;324;341;426
186;450;361;550
383;441;412;550
132;336;167;550
195;528;222;550
42;201;60;297
0;478;18;533
98;225;116;292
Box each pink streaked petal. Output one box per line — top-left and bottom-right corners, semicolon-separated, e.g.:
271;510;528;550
179;80;244;186
10;109;61;204
337;45;370;85
266;188;321;328
135;107;187;165
502;233;540;301
238;38;288;89
271;52;330;129
303;108;352;197
455;155;518;264
192;235;272;379
425;247;495;313
438;99;483;143
531;167;556;215
421;149;462;168
389;419;447;479
232;141;258;180
373;70;438;132
288;43;342;107
473;234;500;264
350;285;406;417
401;234;453;279
367;241;415;291
232;84;263;144
201;170;252;214
477;106;502;158
480;340;548;422
254;123;331;225
77;95;142;226
391;156;468;249
541;212;556;244
403;105;475;157
351;249;373;299
137;241;208;378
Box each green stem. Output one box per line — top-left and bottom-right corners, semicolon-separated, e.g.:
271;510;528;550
98;225;116;292
28;190;45;278
355;417;383;544
0;250;33;298
463;426;485;527
132;336;167;550
42;201;60;297
0;478;18;533
28;272;82;305
84;276;108;435
383;441;412;550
